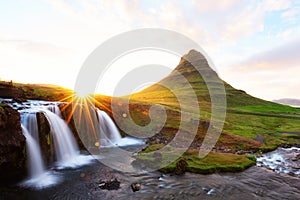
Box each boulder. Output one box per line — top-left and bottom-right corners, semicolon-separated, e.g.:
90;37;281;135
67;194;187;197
131;182;141;192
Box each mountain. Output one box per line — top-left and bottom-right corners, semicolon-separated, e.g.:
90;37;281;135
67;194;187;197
273;98;300;107
132;49;272;109
100;49;300;173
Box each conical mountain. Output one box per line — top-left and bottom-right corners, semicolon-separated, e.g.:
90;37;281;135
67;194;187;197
132;49;271;109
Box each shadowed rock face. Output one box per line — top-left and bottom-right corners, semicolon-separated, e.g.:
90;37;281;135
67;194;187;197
0;104;26;183
36;112;53;166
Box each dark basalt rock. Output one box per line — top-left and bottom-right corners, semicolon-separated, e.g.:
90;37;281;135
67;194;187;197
36;112;54;166
0;104;26;183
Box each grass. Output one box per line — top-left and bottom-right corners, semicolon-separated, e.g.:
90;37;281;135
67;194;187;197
6;82;74;101
235;104;300;114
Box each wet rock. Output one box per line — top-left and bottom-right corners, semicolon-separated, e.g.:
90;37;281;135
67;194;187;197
131;182;141;192
12;98;27;103
98;178;120;190
0;104;26;183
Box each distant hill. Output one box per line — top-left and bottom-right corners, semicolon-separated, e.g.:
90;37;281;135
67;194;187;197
273;98;300;107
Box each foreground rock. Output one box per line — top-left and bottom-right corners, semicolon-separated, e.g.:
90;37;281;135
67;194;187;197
0;104;26;183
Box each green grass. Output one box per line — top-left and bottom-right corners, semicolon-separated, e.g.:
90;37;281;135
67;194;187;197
236;104;300;114
12;82;74;101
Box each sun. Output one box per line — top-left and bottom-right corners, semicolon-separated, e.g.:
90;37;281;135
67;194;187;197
75;89;93;100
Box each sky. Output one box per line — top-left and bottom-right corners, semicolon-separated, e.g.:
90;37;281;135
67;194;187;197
0;0;300;100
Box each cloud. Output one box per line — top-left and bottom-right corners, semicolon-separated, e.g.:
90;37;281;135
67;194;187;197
262;0;291;11
221;37;300;100
231;38;300;71
0;39;72;59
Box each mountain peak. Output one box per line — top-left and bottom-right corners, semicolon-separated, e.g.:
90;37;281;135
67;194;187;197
179;49;208;67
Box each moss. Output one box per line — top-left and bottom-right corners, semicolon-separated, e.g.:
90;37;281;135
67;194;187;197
46;134;51;145
137;146;256;174
141;144;165;153
0;103;8;108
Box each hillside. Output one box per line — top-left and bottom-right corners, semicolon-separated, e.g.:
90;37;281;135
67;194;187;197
0;81;74;101
96;49;300;173
111;50;300;148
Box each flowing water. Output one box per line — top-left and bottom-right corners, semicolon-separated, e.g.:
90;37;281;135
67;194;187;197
0;98;299;199
1;149;299;200
97;109;122;146
96;109;144;147
21;125;45;179
42;109;79;165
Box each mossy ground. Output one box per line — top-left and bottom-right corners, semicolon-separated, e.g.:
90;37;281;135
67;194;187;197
135;146;256;174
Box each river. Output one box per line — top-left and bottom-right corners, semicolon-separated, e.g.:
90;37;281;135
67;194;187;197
1;147;299;200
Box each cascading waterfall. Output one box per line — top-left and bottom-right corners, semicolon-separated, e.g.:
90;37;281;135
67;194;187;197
96;109;144;147
0;98;143;189
97;109;122;146
17;101;92;188
21;125;45;178
42;109;79;164
21;112;39;142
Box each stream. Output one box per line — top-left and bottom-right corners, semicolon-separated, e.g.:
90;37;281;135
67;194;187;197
1;146;299;200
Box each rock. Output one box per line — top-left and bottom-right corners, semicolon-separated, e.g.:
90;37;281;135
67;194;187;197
0;104;26;183
131;182;141;192
12;98;27;103
98;178;120;190
174;157;187;175
36;112;53;166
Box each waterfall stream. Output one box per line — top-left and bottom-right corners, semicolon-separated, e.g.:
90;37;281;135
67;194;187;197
21;125;45;178
42;109;79;163
17;101;93;188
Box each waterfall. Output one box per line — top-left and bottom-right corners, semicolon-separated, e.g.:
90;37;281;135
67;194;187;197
96;109;145;147
21;112;39;142
21;125;45;178
42;109;79;163
97;109;122;146
47;104;62;116
0;98;143;188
